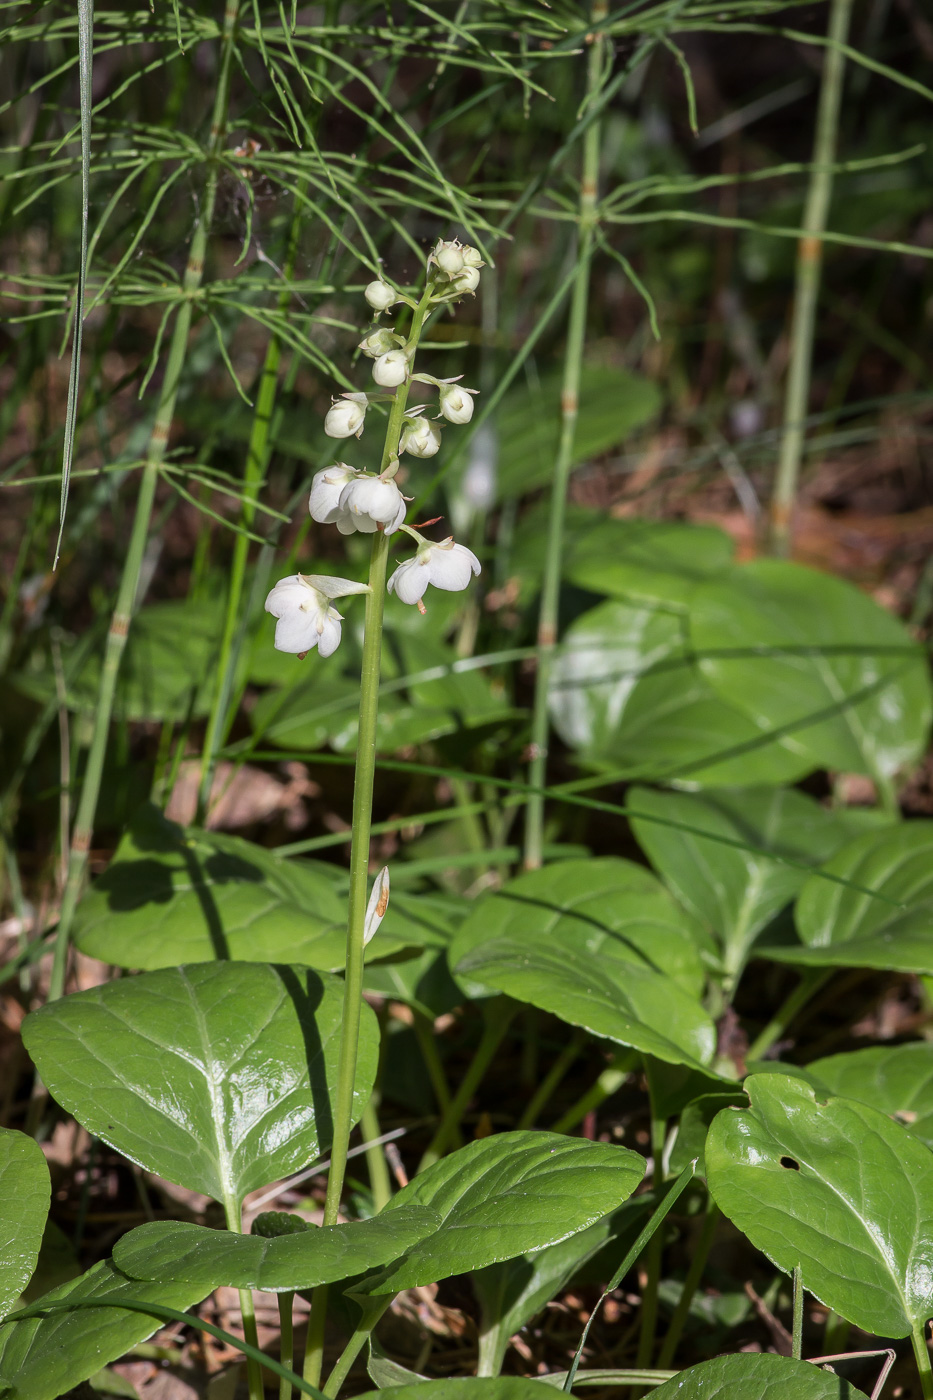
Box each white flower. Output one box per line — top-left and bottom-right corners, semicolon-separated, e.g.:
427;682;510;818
365;279;397;311
432;239;464;275
309;463;359;524
387;537;481;609
400;413;442;458
358;328;400;359
264;574;370;658
337;475;407;535
438;382;477;424
461;245;484;269
324;392;369;439
449;265;480;296
372;349;410;388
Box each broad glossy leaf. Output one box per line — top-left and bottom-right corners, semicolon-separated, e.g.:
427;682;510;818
0;1259;208;1400
650;1352;866;1398
707;1073;933;1337
773;821;933;973
0;1130;50;1319
690;559;932;779
810;1044;933;1149
512;506;734;608
550;599;809;787
113;1206;438;1292
454;937;717;1071
71;803;410;970
358;1382;556;1400
473;1198;647;1377
450;859;713;1000
628;786;875;981
365;1132;645;1293
23;962;377;1205
494;365;661;500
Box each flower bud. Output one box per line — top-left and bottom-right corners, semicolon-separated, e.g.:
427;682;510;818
363;867;390;946
449;266;480;296
309;463;358;523
364;279;396;311
461;245;484;269
434;240;464;275
372;348;410;388
438;382;477;424
400;414;442;458
358;328;399;359
324;393;368;439
337;475;407;535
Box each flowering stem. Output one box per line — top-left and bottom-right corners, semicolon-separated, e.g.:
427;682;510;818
48;0;240;1001
769;0;853;555
524;1;607;871
303;281;434;1389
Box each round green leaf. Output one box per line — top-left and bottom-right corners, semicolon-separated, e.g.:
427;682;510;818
707;1073;933;1337
454;936;717;1072
22;962;377;1206
810;1043;933;1149
358;1382;556;1400
649;1352;866;1398
777;821;933;973
113;1205;439;1292
690;559;932;780
628;786;875;981
550;599;809;787
71;804;411;970
450;859;713;1000
365;1132;645;1293
0;1259;208;1400
0;1129;50;1319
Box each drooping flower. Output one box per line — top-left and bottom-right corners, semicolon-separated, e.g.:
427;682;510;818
358;327;400;359
309;463;359;524
365;279;397;311
372;348;410;388
337;474;407;535
438;381;477;424
449;265;480;296
264;574;370;658
324;392;369;439
461;244;484;269
400;411;442;458
387;534;481;610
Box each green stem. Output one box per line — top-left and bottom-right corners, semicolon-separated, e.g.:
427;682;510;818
278;1293;295;1400
224;1198;265;1400
635;1112;667;1370
361;1097;392;1213
323;1298;392;1398
550;1052;635;1136
47;0;241;1001
303;284;434;1390
912;1322;933;1399
524;1;607;870
746;969;831;1062
769;0;854;554
792;1266;804;1360
417;997;514;1172
655;1200;718;1369
197;169;310;819
517;1029;586;1130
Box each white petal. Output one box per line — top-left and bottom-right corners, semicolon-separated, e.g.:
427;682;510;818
387;558;431;605
317;612;343;658
363;867;390;945
426;542;481;592
273;611;320;653
265;576;311;618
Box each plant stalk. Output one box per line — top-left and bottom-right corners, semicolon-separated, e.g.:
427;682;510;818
48;0;241;1001
769;0;854;554
224;1197;265;1400
912;1322;933;1399
524;0;607;870
303;285;433;1389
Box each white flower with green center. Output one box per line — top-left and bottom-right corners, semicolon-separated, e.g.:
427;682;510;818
387;530;481;612
438;381;477;424
264;574;370;658
400;410;442;458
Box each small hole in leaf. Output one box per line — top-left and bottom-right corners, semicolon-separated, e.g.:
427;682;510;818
780;1156;800;1170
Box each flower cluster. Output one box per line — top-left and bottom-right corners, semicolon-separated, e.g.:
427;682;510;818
266;238;485;655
